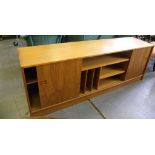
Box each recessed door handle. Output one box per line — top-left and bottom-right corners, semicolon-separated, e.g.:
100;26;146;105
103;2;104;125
39;80;47;85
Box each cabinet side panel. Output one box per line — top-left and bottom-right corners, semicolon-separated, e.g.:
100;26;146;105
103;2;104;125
37;59;82;108
125;47;152;80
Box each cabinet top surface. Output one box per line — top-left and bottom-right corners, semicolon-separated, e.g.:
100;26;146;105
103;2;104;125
18;37;154;68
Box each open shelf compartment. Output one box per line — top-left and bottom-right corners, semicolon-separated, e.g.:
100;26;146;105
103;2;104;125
24;67;38;84
100;67;125;79
99;75;123;90
27;83;41;111
82;51;132;71
100;62;129;79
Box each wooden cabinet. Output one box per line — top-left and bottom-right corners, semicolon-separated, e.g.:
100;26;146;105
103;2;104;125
18;37;154;116
125;47;152;80
37;60;82;108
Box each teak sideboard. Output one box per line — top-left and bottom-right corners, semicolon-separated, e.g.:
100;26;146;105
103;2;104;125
18;37;154;116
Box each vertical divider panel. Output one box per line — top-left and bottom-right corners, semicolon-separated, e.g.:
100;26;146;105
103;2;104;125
93;67;101;89
86;69;95;91
116;50;133;81
119;61;130;81
80;70;88;93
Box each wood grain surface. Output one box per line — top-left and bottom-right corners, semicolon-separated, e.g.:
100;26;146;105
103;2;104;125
18;37;154;68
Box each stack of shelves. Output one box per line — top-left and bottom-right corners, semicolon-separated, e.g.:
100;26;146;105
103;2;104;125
80;51;132;94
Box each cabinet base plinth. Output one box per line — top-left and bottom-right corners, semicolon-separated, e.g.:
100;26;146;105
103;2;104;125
30;76;142;117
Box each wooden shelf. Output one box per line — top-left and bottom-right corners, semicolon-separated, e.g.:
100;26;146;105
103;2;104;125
100;67;125;79
82;55;129;71
99;78;122;90
26;79;38;85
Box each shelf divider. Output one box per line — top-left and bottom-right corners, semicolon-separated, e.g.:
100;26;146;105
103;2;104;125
80;70;88;93
93;67;101;89
86;69;95;91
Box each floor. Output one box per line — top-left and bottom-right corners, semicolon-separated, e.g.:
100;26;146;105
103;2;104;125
0;39;155;119
0;39;29;118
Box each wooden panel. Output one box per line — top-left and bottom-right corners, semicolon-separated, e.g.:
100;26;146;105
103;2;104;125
37;59;82;108
82;55;129;70
18;37;154;68
80;70;88;93
125;47;152;80
93;68;101;89
86;69;95;91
